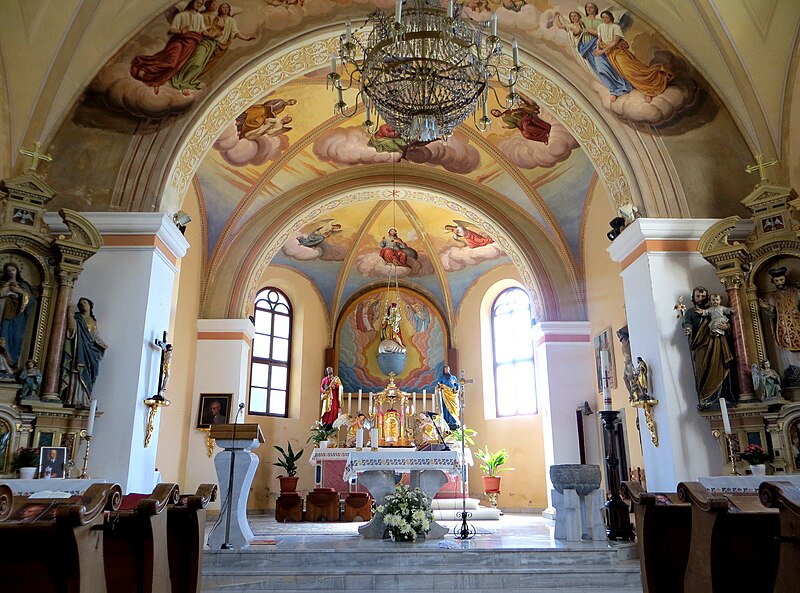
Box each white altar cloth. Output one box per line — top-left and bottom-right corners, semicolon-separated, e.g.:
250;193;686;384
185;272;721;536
699;475;800;493
343;450;461;481
0;478;106;497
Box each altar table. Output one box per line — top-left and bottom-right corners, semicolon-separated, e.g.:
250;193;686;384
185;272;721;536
343;450;461;539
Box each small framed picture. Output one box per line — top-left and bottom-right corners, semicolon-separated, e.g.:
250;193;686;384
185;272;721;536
39;446;67;479
593;327;617;393
197;394;232;429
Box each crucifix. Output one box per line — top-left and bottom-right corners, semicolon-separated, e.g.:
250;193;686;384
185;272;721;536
745;153;778;185
18;141;53;173
143;331;173;448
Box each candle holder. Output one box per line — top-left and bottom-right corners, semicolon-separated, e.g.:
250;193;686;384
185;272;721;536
78;430;93;479
712;429;741;475
143;395;171;448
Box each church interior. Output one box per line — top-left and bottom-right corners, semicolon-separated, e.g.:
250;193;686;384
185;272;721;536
1;0;800;591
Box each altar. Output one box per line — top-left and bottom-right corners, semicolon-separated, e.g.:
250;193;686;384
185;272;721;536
343;449;461;539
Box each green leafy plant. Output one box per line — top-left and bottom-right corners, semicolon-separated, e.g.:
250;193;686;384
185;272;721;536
273;442;304;477
474;446;514;477
739;444;770;465
444;426;477;446
12;447;39;471
306;420;337;445
377;484;433;542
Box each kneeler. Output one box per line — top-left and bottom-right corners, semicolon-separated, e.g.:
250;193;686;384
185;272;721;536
305;487;340;522
167;484;217;593
343;492;373;522
103;483;179;593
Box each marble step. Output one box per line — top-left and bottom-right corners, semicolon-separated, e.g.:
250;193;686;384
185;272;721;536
201;562;642;591
204;589;642;593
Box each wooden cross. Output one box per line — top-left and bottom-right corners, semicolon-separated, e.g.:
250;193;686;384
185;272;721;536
18;141;53;173
745;153;778;184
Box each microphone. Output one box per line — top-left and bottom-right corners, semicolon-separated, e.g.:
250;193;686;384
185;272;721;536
238;402;245;409
425;410;439;418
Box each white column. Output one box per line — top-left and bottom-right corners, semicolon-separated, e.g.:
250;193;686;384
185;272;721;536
46;213;188;493
183;319;254;499
608;218;726;490
531;321;594;505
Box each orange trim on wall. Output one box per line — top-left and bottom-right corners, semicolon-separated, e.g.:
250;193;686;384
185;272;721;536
197;331;252;343
534;333;591;348
102;234;178;266
620;239;699;270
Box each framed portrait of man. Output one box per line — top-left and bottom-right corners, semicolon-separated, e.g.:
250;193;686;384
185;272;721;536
197;394;233;429
593;327;617;393
39;446;67;479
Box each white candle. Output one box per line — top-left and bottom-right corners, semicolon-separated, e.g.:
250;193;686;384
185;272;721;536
491;14;498;36
348;391;352;414
720;398;732;435
512;38;519;67
395;0;402;22
336;82;344;104
369;392;373;413
412;392;416;414
371;427;379;448
356;428;364;449
600;349;611;411
86;400;97;437
330;54;337;75
422;389;426;411
447;0;454;18
358;389;362;412
345;21;352;44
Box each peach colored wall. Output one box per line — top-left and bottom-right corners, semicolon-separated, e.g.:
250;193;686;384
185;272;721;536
456;264;548;509
583;179;645;474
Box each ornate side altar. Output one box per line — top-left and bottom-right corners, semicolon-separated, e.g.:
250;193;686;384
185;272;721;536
343;449;460;539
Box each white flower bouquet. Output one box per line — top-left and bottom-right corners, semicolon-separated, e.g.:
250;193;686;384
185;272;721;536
377;484;434;542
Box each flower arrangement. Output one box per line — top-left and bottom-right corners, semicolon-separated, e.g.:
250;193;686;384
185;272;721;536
739;444;770;465
11;447;39;471
377;484;434;542
307;420;337;446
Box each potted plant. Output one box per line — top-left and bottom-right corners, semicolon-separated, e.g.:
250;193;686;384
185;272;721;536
474;446;513;493
273;442;304;493
444;426;477;447
12;447;39;479
739;444;770;475
307;420;337;448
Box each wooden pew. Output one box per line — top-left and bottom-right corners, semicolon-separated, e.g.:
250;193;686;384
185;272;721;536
0;482;122;593
759;481;800;593
678;481;779;593
103;483;180;593
621;481;691;593
167;484;217;593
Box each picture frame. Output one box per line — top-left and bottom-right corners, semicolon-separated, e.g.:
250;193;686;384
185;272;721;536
593;327;617;393
38;446;67;479
197;393;233;429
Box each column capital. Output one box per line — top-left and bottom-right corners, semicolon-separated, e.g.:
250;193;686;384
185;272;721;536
197;319;256;342
532;321;591;346
608;218;722;265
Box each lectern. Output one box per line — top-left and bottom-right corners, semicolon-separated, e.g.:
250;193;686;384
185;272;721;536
207;423;264;550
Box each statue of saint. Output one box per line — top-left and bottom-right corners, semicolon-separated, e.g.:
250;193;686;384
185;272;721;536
61;297;107;409
319;366;342;427
16;360;42;400
378;302;407;354
0;262;35;369
759;267;800;372
752;360;783;401
633;357;649;401
437;365;461;429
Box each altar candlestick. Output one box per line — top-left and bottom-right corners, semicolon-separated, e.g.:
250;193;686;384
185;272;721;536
720;398;732;434
371;427;379;450
86;400;97;437
358;389;362;412
601;349;611;411
348;391;352;414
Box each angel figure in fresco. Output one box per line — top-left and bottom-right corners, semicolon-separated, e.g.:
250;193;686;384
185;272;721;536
379;228;418;268
491;97;551;144
368;124;408;155
235;98;297;140
445;221;494;249
130;0;207;95
553;7;632;100
593;11;673;103
355;298;381;333
297;220;342;248
171;1;256;95
406;303;431;333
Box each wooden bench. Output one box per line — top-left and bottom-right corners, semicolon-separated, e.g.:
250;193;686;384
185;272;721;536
678;481;779;593
167;484;217;593
0;482;122;593
621;481;691;593
103;483;179;593
759;480;800;593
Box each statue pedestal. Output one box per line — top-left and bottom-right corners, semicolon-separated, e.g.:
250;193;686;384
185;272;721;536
207;428;263;550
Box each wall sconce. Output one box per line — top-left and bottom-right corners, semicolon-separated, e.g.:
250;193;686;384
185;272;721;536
607;217;627;241
144;395;170;448
173;211;192;234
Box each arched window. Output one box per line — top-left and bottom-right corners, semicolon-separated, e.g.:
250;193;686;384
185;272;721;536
491;287;536;416
249;287;292;417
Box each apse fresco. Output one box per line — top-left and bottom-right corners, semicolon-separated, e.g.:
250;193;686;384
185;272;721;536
337;287;446;393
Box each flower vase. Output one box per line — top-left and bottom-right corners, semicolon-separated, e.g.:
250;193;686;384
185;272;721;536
318;440;329;449
19;467;36;479
389;531;415;543
749;464;766;476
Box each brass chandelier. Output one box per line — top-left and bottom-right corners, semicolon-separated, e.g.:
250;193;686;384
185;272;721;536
329;0;522;143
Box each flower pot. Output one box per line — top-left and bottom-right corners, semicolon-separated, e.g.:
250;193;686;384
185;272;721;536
318;440;329;449
482;475;501;493
749;464;766;476
279;476;299;493
18;467;36;479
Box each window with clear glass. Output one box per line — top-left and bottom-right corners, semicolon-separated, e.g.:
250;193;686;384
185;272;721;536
491;287;536;416
249;287;292;417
